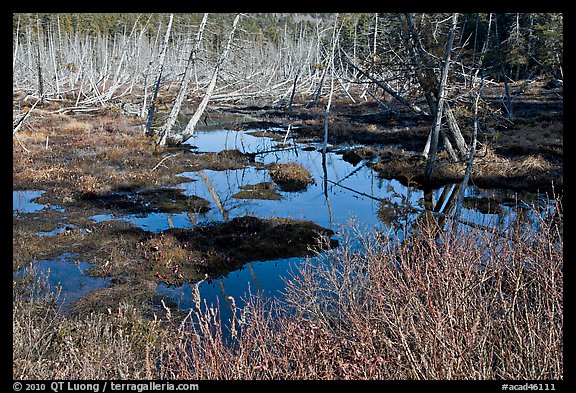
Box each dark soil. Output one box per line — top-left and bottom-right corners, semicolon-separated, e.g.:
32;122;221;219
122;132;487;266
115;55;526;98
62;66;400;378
12;78;562;317
232;182;282;200
72;188;211;216
231;79;562;193
141;216;337;286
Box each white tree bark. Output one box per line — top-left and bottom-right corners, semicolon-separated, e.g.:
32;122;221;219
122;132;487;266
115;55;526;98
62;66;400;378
35;16;44;103
144;13;173;134
157;13;209;145
13;15;20;69
323;15;339;155
160;13;241;146
141;21;162;118
454;72;483;220
424;13;458;182
105;15;142;101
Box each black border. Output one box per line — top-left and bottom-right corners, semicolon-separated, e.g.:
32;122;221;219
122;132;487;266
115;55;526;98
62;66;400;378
9;5;569;389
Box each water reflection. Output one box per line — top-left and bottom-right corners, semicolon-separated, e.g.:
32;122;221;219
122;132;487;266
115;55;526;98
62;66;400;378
159;129;554;319
13;189;65;215
13;127;555;318
15;253;112;312
14;190;47;214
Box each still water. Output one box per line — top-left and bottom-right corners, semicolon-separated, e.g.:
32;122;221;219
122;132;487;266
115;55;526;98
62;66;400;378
14;127;553;320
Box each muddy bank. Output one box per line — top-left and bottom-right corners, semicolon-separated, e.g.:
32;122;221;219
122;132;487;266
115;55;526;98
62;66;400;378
230;80;562;194
139;216;336;286
14;192;335;280
12;107;256;215
14;211;335;315
13;80;561;319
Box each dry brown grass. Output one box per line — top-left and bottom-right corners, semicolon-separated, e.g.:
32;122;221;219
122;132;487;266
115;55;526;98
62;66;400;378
13;198;562;380
268;162;315;191
12;93;563;380
13;112;164;203
60;118;93;133
370;143;562;192
13;274;172;379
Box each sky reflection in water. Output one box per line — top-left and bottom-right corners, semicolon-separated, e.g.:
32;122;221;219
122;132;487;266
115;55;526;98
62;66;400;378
14;128;553;320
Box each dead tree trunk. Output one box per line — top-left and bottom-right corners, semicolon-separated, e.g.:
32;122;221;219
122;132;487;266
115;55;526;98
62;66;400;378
403;14;468;162
424;102;468;163
341;49;431;117
13;15;20;69
444;103;468;158
287;67;301;110
141;22;162;118
35;16;44;104
159;13;241;146
47;21;60;97
157;13;209;145
105;15;142;102
424;13;458;182
305;20;330;109
454;73;484;220
13;96;42;134
402;14;438;116
322;15;339;155
144;13;173;135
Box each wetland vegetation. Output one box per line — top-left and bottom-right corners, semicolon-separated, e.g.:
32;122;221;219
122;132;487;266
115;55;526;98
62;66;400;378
13;12;562;381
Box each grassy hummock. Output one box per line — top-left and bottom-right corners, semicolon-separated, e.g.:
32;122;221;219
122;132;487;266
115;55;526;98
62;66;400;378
232;182;282;200
267;162;315;192
140;216;337;285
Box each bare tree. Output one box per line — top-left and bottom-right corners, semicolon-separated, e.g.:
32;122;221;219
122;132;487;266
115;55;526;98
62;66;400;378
140;18;162;118
158;13;241;146
424;13;458;182
401;14;468;162
13;14;20;69
156;13;209;145
340;49;430;117
144;13;173;135
454;72;484;220
35;15;44;104
322;15;339;155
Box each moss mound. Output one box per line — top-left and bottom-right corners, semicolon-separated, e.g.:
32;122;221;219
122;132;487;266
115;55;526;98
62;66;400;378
232;182;282;200
267;162;315;192
140;216;337;285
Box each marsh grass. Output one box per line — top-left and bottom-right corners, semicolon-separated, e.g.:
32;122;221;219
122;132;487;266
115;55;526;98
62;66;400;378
232;182;282;200
13;198;562;380
371;145;562;191
268;162;315;192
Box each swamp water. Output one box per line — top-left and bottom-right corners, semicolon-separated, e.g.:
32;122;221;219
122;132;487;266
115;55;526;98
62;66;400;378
13;126;554;322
